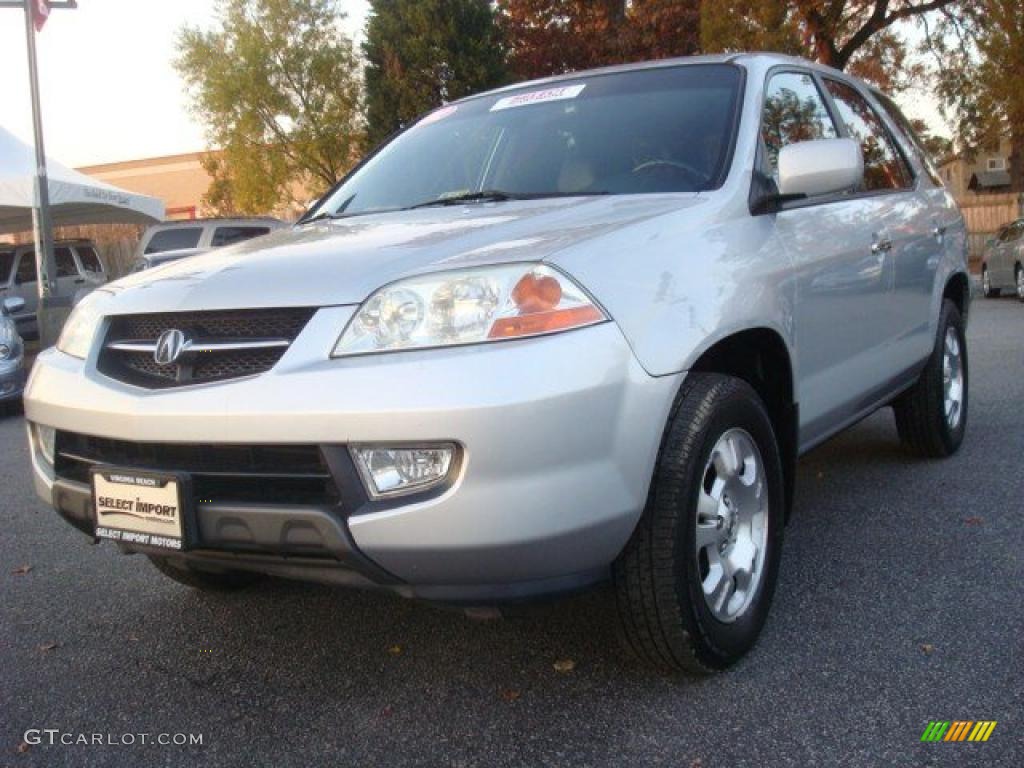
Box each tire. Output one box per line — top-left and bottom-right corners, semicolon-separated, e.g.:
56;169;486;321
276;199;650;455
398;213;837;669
893;299;967;458
1016;264;1024;303
981;266;1000;298
148;555;263;591
613;373;785;674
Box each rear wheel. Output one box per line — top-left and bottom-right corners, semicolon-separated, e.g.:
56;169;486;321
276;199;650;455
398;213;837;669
148;556;263;591
1016;264;1024;302
893;300;967;457
981;266;999;298
613;373;784;674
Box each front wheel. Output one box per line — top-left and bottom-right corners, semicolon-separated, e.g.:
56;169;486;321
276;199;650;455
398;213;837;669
981;266;999;298
893;299;967;457
1016;265;1024;302
613;373;784;674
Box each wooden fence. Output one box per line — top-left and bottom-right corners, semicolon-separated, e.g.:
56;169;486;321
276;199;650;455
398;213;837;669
957;192;1023;266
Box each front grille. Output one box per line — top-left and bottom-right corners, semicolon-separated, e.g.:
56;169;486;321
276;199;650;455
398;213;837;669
55;431;339;507
98;308;316;388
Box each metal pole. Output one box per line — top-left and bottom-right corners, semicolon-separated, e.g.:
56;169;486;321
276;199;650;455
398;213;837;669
22;0;66;347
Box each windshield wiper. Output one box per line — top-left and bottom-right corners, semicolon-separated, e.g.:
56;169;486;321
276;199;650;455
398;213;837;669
406;189;524;209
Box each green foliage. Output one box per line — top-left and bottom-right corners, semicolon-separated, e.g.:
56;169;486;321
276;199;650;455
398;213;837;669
363;0;507;147
175;0;364;215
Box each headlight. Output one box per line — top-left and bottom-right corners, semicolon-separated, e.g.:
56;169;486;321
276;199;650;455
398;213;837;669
56;290;113;359
0;343;10;360
333;264;606;356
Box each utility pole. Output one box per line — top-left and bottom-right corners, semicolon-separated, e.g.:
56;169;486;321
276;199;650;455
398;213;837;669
0;0;78;346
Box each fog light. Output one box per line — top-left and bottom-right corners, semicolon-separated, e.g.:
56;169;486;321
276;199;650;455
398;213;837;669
351;444;455;499
34;423;56;466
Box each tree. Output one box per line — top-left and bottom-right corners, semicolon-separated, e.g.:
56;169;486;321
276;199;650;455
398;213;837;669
363;0;507;147
498;0;700;81
701;0;956;93
175;0;364;215
927;0;1024;192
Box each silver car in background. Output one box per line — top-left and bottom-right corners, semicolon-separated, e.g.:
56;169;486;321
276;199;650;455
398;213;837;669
981;218;1024;301
133;217;285;270
25;54;969;674
0;239;107;340
0;297;26;411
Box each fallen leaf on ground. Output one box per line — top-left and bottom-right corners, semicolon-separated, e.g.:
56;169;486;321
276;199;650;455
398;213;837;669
690;760;703;768
10;565;32;576
38;642;59;653
920;643;935;655
501;689;521;702
380;706;393;718
553;659;575;673
964;516;984;526
387;645;402;655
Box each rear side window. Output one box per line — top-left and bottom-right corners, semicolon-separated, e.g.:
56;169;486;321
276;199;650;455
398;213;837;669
871;90;942;186
16;252;37;284
761;71;838;179
145;227;202;254
1006;221;1024;242
55;247;78;278
77;245;103;273
823;78;913;192
0;251;13;284
211;226;271;248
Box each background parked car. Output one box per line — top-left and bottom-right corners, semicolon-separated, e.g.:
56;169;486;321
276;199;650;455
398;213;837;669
133;217;285;266
130;247;208;273
0;296;26;412
981;218;1024;301
0;239;107;341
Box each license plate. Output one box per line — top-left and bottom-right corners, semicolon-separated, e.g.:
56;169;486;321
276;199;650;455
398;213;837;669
92;469;188;551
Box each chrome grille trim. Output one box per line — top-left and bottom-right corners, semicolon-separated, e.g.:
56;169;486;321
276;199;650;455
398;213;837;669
106;339;291;353
96;307;317;388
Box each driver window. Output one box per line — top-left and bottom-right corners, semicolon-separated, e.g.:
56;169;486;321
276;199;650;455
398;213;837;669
16;252;38;284
761;72;838;183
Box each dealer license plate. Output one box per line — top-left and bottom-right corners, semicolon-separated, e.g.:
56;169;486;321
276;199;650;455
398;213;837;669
91;469;186;551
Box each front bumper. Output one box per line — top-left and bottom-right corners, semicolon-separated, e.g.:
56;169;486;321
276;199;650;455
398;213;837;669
25;308;681;599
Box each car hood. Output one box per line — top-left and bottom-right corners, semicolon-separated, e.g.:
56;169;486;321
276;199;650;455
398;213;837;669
104;195;707;314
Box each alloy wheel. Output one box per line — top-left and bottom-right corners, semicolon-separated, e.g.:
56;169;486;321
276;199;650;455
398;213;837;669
942;327;964;430
695;428;769;623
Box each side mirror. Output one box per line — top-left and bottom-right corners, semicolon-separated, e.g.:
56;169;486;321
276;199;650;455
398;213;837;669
778;138;864;198
2;296;25;316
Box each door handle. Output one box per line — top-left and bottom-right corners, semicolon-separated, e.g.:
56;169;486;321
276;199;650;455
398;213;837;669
871;238;893;254
932;225;947;238
74;278;86;284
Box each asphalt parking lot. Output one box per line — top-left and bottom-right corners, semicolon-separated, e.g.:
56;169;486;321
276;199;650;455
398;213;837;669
2;297;1021;768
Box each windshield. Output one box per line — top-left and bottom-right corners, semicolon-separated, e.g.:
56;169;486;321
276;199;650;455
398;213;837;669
312;64;742;219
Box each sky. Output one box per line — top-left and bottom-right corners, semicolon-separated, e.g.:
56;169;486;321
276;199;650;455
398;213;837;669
0;0;369;167
0;0;947;169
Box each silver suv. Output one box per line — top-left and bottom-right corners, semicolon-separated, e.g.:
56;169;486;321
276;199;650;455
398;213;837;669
133;217;285;269
0;239;107;340
25;54;969;674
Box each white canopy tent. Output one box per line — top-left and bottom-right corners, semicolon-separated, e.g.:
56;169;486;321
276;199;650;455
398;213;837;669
0;125;164;235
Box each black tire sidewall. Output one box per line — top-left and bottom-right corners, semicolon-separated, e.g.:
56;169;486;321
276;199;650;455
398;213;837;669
673;385;785;664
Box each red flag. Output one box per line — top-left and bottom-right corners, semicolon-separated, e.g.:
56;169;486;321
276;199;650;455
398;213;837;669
31;0;50;32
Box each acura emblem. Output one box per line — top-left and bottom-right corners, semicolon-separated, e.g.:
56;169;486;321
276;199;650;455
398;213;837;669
154;329;188;366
